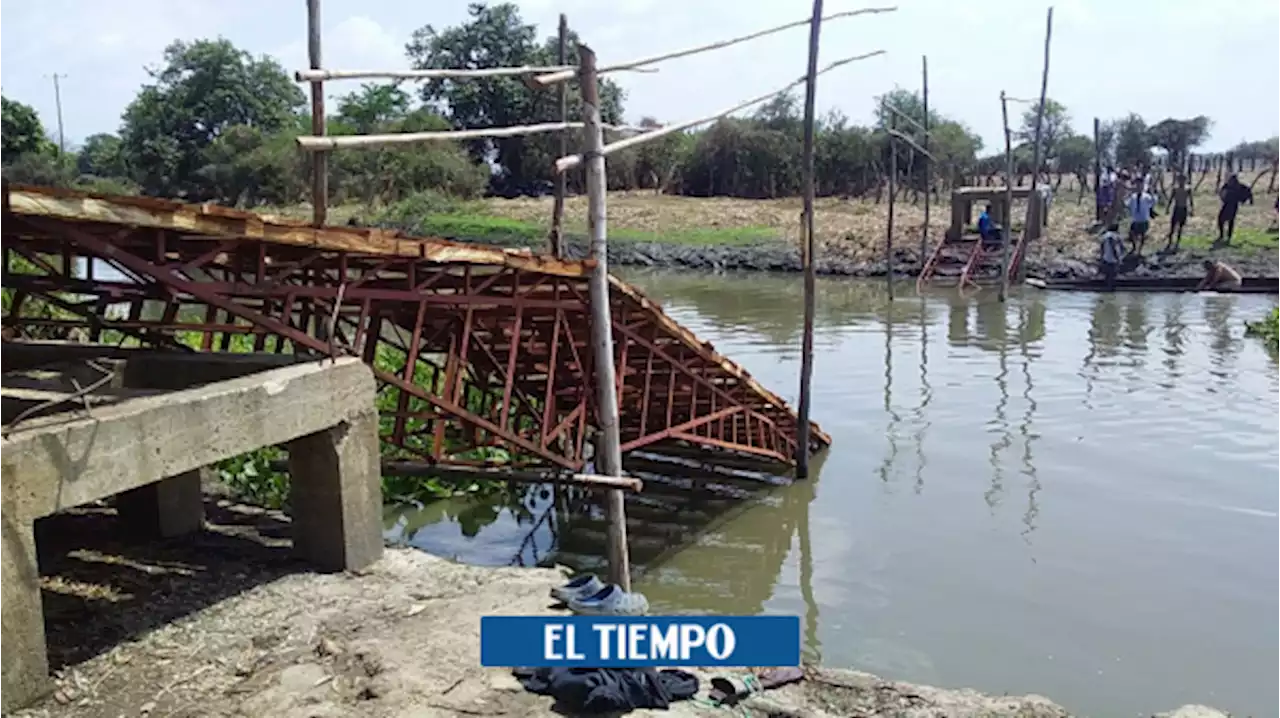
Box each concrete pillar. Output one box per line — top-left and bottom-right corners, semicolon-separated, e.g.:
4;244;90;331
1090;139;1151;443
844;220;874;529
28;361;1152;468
115;469;207;538
116;362;206;537
286;410;383;572
949;195;967;240
1;512;49;711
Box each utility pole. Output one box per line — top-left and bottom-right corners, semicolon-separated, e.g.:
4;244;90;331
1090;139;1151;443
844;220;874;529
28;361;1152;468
47;73;67;155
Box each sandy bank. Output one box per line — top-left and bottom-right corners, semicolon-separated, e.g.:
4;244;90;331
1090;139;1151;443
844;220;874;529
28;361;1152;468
14;501;1227;718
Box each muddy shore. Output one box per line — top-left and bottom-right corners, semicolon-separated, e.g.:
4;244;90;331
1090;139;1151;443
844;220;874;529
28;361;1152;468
442;232;1279;283
15;498;1229;718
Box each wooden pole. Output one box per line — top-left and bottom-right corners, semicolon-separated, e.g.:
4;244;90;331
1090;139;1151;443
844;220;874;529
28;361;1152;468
307;0;328;226
920;55;930;269
48;73;67;156
530;6;894;88
1092;117;1102;221
885;102;897;299
1019;6;1054;282
548;13;569;258
579;44;631;591
999;92;1015;302
795;0;824;479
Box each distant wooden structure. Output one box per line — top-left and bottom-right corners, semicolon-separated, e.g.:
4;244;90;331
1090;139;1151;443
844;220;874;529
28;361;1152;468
919;186;1051;290
947;186;1048;242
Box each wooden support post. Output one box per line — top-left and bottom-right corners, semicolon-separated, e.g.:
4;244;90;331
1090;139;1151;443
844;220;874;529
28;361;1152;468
307;0;328;226
579;44;631;591
885;101;897;299
999;91;1015;302
795;0;824;478
1019;7;1053;282
548;13;569;258
920;55;930;267
1092;117;1102;221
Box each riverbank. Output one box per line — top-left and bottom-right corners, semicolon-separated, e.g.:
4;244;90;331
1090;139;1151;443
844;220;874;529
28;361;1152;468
15;496;1229;718
331;190;1279;282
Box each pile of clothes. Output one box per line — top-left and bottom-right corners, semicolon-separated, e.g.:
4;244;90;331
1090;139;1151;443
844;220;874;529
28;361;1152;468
513;666;699;713
510;573;806;713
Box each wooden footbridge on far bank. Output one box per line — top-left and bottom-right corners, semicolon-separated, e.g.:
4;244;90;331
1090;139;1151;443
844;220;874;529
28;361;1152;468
2;183;829;470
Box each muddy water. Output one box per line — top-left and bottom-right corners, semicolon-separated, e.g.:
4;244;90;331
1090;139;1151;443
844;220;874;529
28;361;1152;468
384;271;1279;718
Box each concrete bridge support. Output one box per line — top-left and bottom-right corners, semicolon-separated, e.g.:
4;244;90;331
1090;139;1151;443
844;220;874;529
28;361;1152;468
1;353;383;711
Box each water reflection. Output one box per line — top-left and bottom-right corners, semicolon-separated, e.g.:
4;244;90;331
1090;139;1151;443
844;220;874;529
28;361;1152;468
912;300;931;496
1017;301;1042;545
880;301;901;488
388;271;1279;718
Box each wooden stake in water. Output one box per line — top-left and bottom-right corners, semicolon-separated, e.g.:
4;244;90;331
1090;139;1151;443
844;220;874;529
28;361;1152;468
999;91;1015;302
1019;6;1054;282
548;14;569;258
307;0;328;226
578;44;631;591
885;102;897;299
920;56;931;267
795;0;825;478
1093;117;1102;221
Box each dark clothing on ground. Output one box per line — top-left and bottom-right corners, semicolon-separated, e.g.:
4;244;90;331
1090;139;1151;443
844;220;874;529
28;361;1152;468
514;666;699;713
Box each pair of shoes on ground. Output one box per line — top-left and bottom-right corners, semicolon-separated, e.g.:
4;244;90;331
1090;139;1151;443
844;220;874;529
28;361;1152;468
551;573;649;616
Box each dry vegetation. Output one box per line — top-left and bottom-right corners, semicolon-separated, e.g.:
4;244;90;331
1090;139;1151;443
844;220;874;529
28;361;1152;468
477;173;1278;263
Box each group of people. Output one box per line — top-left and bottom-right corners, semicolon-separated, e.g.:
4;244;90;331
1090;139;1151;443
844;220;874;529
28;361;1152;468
1095;168;1257;291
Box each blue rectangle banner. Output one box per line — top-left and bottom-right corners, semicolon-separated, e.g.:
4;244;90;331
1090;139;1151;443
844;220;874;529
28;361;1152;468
480;615;800;668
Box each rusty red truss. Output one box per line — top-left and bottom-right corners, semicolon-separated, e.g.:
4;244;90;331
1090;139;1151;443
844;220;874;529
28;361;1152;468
2;184;830;469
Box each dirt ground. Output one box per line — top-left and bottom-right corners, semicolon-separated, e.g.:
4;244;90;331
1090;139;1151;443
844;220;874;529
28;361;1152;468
11;498;1226;718
481;175;1279;264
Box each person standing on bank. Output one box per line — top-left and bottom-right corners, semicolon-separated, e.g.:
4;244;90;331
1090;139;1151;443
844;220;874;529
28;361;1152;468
1216;174;1254;245
1125;181;1157;256
1164;174;1193;252
1098;223;1126;291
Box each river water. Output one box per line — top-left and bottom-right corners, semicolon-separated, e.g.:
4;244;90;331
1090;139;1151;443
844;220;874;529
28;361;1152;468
383;271;1279;718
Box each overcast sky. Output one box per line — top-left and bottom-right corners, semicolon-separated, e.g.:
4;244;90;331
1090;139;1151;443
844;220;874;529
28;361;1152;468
2;0;1277;154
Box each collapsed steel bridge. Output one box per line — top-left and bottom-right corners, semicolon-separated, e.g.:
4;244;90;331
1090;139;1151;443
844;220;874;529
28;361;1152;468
1;184;829;470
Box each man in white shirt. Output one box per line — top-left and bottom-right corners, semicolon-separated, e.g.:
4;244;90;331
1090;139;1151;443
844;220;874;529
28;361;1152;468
1125;182;1157;256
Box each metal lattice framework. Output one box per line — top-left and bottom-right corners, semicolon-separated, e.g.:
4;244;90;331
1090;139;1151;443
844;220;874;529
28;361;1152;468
2;185;829;469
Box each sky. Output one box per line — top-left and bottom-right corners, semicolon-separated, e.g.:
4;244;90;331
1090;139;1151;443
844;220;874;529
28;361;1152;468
2;0;1278;155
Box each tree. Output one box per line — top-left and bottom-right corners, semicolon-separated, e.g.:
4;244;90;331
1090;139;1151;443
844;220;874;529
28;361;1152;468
1112;114;1151;170
1147;116;1211;172
1018;98;1072;168
406;3;624;187
336;84;412;133
2;97;54;162
1054;134;1095;191
77;133;128;178
119;38;305;199
874;88;982;192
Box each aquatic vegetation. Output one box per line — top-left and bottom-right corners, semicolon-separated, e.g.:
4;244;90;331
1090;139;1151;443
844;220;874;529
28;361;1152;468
1244;307;1279;351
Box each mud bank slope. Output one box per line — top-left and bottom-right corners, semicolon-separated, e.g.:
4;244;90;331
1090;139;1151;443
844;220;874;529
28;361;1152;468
453;233;1279;283
16;514;1228;718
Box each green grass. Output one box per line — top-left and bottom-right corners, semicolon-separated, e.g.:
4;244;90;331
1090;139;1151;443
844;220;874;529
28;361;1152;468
410;212;777;247
1180;228;1279;252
